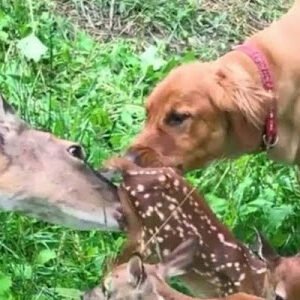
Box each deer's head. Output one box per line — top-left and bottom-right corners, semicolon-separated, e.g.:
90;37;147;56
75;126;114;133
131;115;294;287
83;238;198;300
255;231;300;300
0;95;121;230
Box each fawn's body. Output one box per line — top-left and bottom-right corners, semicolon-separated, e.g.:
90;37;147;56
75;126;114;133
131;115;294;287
101;159;268;297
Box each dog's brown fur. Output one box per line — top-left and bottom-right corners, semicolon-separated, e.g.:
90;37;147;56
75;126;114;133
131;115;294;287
127;1;300;171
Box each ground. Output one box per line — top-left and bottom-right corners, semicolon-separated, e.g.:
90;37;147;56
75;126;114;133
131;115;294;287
0;0;298;299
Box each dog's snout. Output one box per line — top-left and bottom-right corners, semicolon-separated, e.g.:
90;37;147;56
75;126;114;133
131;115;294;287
124;147;163;167
124;149;141;164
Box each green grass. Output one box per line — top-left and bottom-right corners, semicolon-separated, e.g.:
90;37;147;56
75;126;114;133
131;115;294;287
0;0;298;298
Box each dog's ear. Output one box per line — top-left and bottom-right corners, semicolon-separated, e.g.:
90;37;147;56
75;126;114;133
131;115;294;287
211;64;273;129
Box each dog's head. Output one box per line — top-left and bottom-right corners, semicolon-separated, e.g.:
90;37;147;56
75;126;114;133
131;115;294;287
126;60;272;171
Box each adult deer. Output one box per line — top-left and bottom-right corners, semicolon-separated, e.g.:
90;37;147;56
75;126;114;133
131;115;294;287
99;158;268;298
83;239;263;300
0;94;121;231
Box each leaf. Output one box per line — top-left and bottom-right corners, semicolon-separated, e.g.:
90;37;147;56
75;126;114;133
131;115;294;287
239;197;271;218
0;12;11;30
35;249;57;265
120;110;133;126
51;287;82;299
76;32;95;52
205;193;227;217
0;273;12;295
0;31;8;42
140;45;166;71
267;204;294;230
17;33;47;62
14;264;32;279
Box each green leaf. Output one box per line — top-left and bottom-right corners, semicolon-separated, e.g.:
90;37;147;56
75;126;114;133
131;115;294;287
0;31;8;42
14;264;32;279
35;249;57;265
140;45;166;71
0;273;12;295
267;204;294;230
205;193;227;217
51;287;82;299
120;110;133;126
76;32;95;52
17;33;47;62
0;12;11;30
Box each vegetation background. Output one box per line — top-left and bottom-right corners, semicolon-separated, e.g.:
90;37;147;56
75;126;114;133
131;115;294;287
0;0;298;298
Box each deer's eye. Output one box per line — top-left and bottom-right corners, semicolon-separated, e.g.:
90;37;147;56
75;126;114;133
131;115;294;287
67;145;85;160
165;111;191;126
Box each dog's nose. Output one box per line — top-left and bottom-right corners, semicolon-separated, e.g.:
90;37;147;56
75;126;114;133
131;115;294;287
124;149;141;164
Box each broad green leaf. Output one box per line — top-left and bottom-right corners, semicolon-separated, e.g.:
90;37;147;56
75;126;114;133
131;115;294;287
14;264;32;279
140;45;166;71
205;193;227;217
35;249;57;265
120;110;133;126
0;273;11;295
51;287;82;299
17;33;47;62
0;31;8;42
0;12;11;30
267;205;294;230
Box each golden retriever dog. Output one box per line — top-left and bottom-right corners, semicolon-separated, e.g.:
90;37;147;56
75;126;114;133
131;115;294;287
125;1;300;171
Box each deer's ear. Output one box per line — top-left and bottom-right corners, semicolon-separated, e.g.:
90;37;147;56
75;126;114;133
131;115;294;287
0;95;26;132
160;237;198;278
253;230;280;269
127;254;146;287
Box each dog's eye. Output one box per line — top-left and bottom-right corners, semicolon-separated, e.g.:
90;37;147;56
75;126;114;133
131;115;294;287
165;111;191;126
275;295;285;300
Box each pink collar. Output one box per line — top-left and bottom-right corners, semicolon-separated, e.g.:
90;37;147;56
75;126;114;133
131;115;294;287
234;43;278;150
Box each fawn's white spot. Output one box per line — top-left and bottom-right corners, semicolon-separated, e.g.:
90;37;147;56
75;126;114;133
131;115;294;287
158;175;166;182
137;184;145;192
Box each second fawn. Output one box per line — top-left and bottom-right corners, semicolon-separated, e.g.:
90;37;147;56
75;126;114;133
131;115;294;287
83;239;263;300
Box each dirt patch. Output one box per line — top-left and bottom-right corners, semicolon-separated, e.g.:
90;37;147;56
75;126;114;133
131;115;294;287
54;0;290;50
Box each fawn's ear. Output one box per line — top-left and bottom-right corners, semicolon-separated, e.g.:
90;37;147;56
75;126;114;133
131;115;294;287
127;254;147;287
252;229;281;270
159;237;198;278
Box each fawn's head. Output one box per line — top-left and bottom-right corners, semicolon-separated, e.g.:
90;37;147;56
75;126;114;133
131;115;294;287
255;232;300;300
84;238;198;300
0;95;121;230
